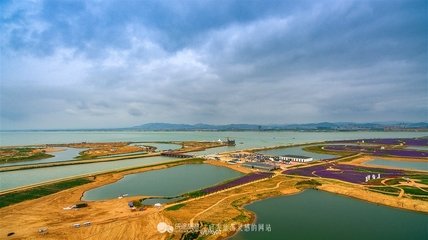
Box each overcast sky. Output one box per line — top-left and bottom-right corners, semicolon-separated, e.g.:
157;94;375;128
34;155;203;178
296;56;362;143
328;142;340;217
1;0;427;130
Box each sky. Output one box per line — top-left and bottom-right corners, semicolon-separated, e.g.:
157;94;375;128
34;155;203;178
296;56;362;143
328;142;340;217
1;0;427;130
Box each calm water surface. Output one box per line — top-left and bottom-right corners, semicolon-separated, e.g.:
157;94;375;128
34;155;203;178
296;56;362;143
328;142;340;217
364;159;428;171
1;131;426;150
0;147;84;167
406;146;428;151
0;156;178;191
83;164;243;200
1;131;426;190
257;145;337;160
232;190;427;240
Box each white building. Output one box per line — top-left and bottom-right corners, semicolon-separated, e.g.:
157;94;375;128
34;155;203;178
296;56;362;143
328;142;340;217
279;155;313;163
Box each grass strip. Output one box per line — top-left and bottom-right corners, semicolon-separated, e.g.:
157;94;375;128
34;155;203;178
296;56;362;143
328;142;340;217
0;178;93;208
165;203;186;211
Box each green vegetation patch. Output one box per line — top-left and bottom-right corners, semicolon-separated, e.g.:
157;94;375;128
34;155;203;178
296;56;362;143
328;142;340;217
302;145;344;156
384;178;403;185
0;178;93;208
186;190;205;198
132;200;143;208
401;186;428;196
295;179;322;187
232;213;250;222
367;178;384;185
409;195;428;201
0;147;54;163
353;167;391;174
368;186;400;196
407;175;428;185
166;203;186;211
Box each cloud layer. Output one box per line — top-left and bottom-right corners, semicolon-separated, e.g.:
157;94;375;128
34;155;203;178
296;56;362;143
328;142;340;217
1;0;427;129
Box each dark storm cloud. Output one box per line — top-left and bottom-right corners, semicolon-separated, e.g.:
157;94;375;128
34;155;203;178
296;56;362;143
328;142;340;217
0;0;427;129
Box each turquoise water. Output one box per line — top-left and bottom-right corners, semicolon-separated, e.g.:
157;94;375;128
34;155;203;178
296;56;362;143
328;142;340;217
364;159;428;171
0;156;179;191
82;164;243;200
232;190;427;240
0;147;84;167
257;146;337;160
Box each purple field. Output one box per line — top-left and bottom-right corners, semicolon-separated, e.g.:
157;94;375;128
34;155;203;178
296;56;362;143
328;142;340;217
332;138;428;146
201;172;274;194
284;163;406;184
324;145;428;158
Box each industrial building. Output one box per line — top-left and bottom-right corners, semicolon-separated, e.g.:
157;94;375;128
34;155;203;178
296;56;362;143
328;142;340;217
242;162;278;171
279;155;313;163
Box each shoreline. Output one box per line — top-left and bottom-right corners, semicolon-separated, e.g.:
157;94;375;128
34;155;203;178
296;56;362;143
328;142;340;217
0;141;226;172
224;188;304;239
0;158;204;195
343;155;428;172
1;138;427;239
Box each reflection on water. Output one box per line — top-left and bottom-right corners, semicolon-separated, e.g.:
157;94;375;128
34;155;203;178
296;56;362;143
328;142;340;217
82;164;243;200
0;147;85;167
257;145;336;160
0;156;177;191
364;159;428;171
233;190;427;240
1;131;426;191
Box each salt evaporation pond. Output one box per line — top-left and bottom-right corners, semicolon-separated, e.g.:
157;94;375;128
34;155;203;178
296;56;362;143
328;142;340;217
82;164;243;200
257;145;337;160
364;159;428;171
232;190;427;240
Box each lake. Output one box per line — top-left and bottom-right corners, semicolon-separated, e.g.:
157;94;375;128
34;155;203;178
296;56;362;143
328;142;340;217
257;145;337;160
82;164;243;201
232;190;427;240
0;147;84;167
0;156;179;191
406;146;428;151
364;159;428;171
1;131;426;151
1;131;426;191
